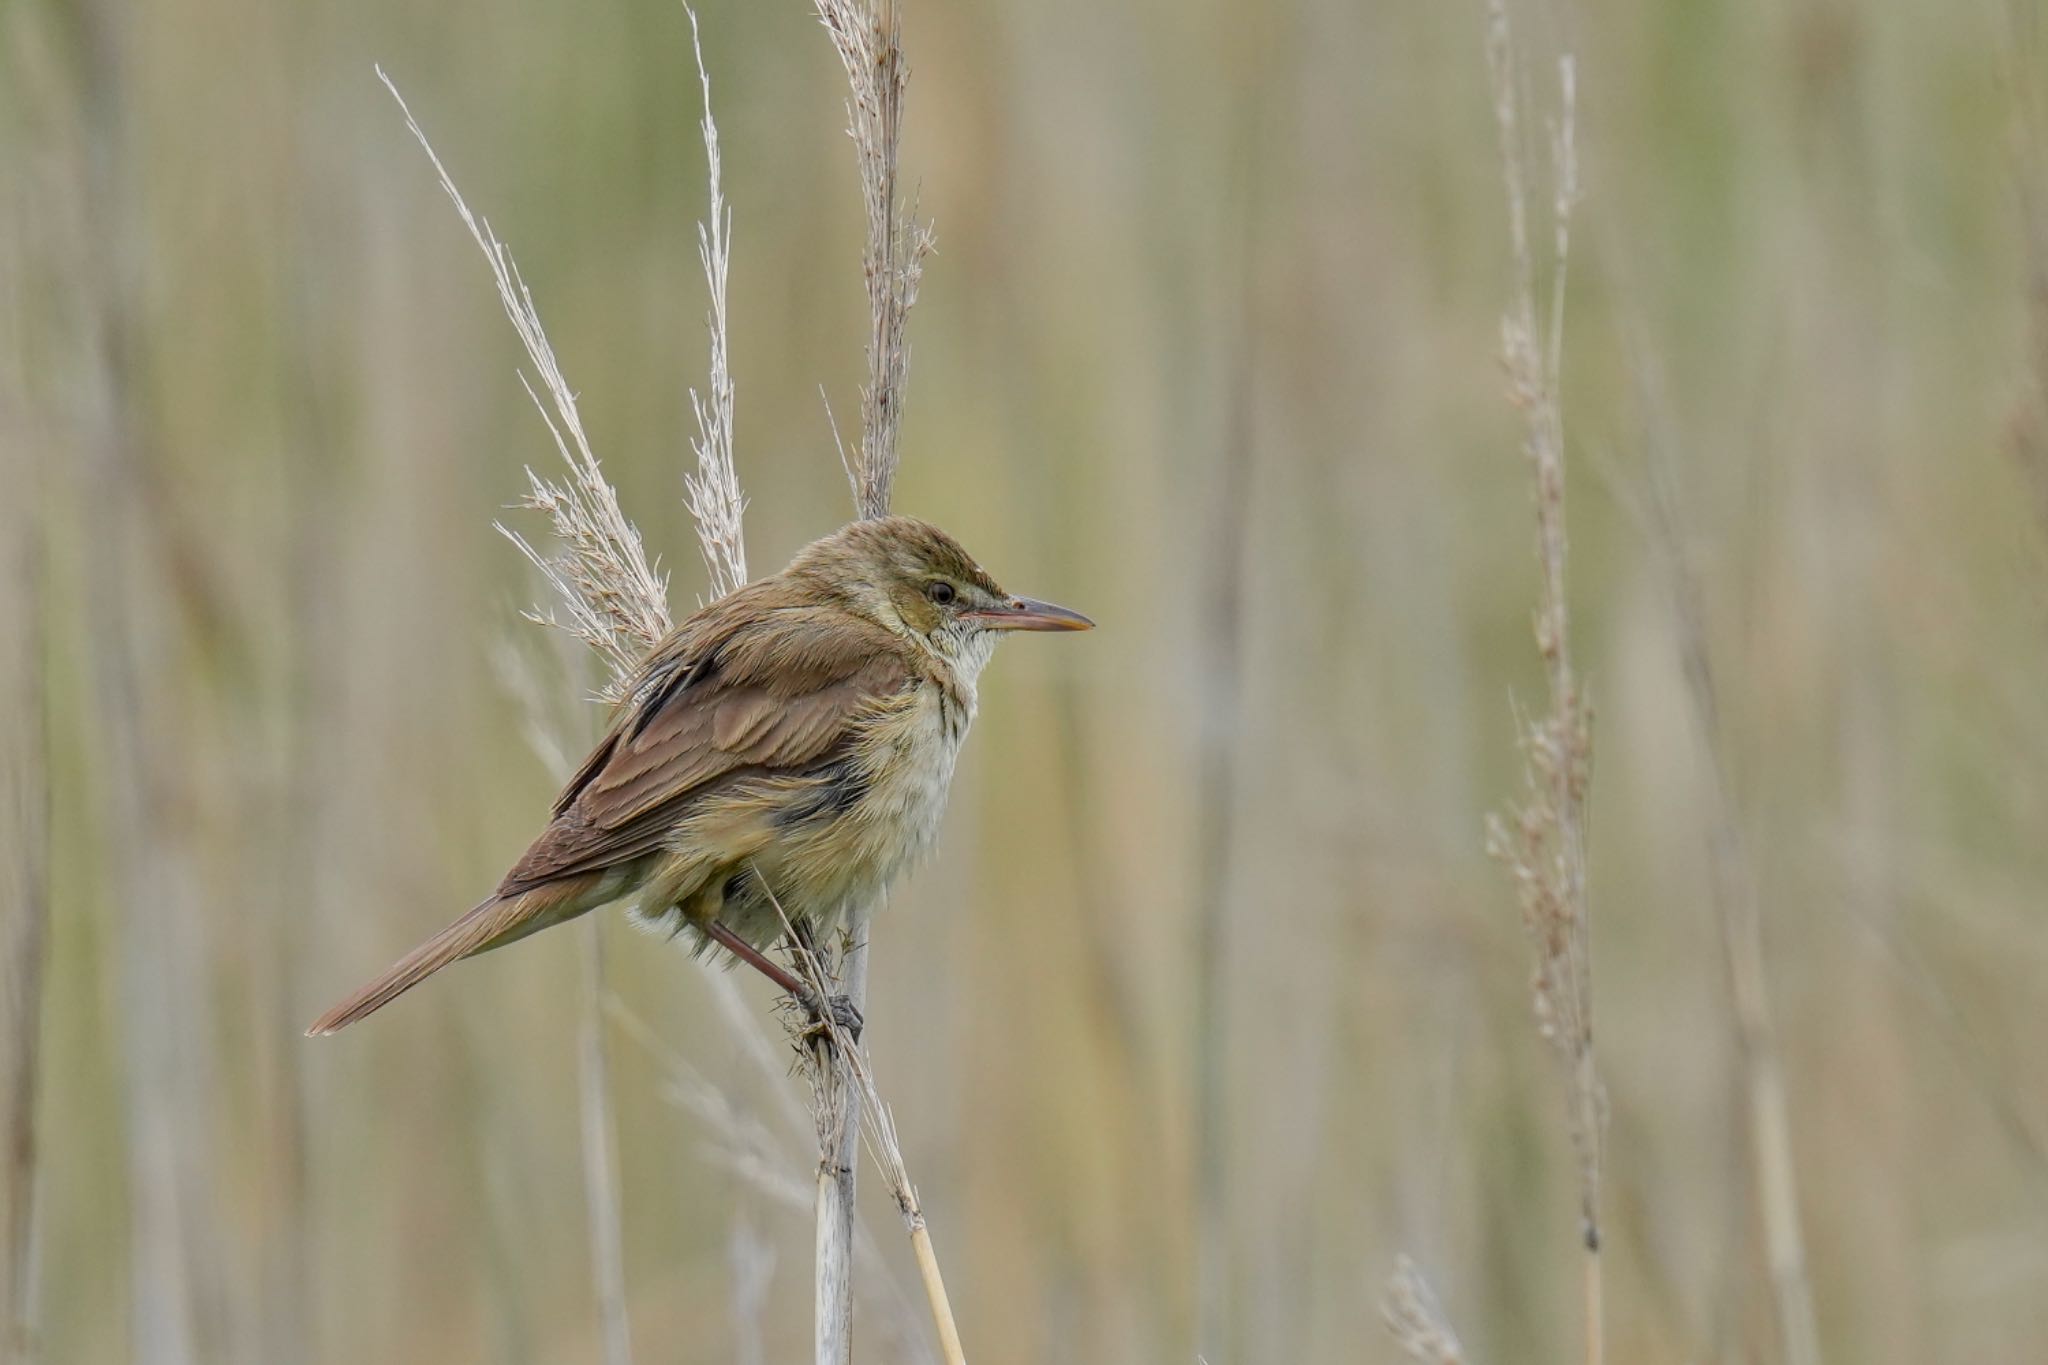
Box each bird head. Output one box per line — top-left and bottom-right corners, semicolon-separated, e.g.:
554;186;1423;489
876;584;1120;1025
791;517;1093;667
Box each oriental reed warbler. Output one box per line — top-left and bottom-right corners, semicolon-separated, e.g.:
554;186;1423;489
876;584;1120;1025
307;517;1092;1036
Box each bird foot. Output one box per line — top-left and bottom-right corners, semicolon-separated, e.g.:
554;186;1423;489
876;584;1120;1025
794;987;864;1046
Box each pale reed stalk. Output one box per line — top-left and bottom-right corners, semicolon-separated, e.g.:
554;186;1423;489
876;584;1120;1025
579;924;635;1365
729;1210;776;1365
493;637;637;1365
807;3;935;1360
814;0;932;523
759;876;966;1365
1378;9;1601;1358
601;993;940;1365
1479;7;1606;1364
80;11;229;1355
1629;365;1822;1365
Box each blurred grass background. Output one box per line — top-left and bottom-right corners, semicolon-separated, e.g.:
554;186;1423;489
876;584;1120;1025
5;0;2048;1360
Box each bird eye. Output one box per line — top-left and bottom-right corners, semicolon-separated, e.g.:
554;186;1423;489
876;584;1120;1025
926;580;957;605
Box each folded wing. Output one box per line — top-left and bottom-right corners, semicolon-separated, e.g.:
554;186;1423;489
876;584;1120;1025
498;597;916;894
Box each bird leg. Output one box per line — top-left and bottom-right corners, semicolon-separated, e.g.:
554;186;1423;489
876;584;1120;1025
701;918;863;1042
786;918;866;1041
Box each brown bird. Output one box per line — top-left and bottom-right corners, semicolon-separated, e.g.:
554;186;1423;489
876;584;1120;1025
307;516;1092;1036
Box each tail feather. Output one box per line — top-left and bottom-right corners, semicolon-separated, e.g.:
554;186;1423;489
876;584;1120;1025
305;887;586;1035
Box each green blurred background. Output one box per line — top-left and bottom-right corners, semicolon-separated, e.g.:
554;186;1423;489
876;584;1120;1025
6;0;2048;1360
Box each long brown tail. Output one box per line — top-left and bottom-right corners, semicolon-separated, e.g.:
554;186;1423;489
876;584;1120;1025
305;886;585;1035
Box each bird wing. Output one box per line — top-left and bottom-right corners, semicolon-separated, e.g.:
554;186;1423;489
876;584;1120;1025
497;601;916;893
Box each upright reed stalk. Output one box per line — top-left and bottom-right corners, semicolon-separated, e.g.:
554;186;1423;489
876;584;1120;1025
80;10;230;1356
808;3;932;1359
815;0;932;524
1630;368;1822;1365
1382;13;1600;1357
1479;6;1606;1362
578;921;635;1365
758;878;963;1365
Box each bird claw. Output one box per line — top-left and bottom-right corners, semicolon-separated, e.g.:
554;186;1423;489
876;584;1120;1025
794;987;864;1045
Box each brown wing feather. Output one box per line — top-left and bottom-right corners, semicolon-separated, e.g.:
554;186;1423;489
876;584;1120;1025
498;603;914;893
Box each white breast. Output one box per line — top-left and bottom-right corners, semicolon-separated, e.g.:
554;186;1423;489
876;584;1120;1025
862;679;973;869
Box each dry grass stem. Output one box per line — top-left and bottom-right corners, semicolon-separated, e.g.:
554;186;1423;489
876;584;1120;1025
729;1210;776;1365
808;940;860;1365
1479;4;1606;1361
579;924;635;1365
1628;369;1823;1365
1381;1257;1468;1365
807;2;931;1357
758;872;967;1365
814;0;934;520
73;30;233;1353
376;69;675;685
493;638;636;1365
602;993;940;1365
603;996;816;1215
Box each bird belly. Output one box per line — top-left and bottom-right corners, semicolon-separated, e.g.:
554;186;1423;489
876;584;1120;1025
725;683;969;949
853;682;969;867
625;681;971;961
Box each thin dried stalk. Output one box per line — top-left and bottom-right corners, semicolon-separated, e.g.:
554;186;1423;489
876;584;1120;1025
1380;1257;1469;1365
808;3;932;1358
602;994;940;1365
579;923;635;1365
493;637;636;1365
809;936;862;1365
376;69;674;682
603;995;817;1215
814;0;934;521
759;876;966;1365
78;11;230;1355
729;1209;777;1365
1479;7;1606;1363
1630;371;1822;1365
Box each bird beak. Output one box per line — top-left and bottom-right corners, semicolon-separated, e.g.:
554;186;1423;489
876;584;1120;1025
966;595;1096;632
